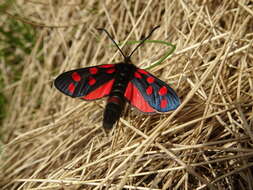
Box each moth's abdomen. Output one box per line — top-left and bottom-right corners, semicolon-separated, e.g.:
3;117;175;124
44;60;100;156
103;96;125;130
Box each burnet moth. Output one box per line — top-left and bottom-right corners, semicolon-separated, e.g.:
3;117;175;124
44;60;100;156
54;26;180;130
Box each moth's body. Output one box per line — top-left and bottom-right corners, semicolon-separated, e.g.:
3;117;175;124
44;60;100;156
103;61;135;129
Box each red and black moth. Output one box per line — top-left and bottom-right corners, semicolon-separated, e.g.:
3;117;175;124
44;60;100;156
54;26;180;130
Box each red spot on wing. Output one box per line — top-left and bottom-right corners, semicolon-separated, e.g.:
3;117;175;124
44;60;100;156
134;72;142;78
68;83;75;93
72;72;81;82
89;67;98;75
146;76;155;84
146;86;153;95
137;69;148;75
159;86;167;96
82;79;115;100
99;64;114;68
125;82;155;113
106;68;116;74
88;76;96;86
160;97;168;108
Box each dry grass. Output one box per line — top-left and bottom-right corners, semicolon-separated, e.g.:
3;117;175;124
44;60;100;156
1;0;253;189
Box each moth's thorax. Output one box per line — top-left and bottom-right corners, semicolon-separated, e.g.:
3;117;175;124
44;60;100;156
111;62;135;96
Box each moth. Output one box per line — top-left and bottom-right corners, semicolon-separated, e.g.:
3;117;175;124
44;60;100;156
54;26;180;130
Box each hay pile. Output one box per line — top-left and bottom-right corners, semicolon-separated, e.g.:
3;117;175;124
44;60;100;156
1;1;253;189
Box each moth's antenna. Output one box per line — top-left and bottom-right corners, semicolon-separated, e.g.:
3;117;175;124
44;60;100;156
128;25;160;58
97;28;127;60
97;26;160;62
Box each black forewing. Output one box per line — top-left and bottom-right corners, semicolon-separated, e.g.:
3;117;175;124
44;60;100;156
54;64;116;99
129;68;180;112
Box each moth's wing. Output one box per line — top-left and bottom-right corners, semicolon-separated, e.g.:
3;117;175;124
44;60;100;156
54;64;116;100
125;68;180;113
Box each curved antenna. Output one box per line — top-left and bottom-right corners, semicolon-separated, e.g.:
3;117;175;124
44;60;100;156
97;28;127;59
128;25;160;58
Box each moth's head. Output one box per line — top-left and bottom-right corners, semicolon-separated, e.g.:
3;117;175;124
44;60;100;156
124;56;132;64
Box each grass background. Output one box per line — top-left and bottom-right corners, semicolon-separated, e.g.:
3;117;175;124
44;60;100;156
1;0;253;189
